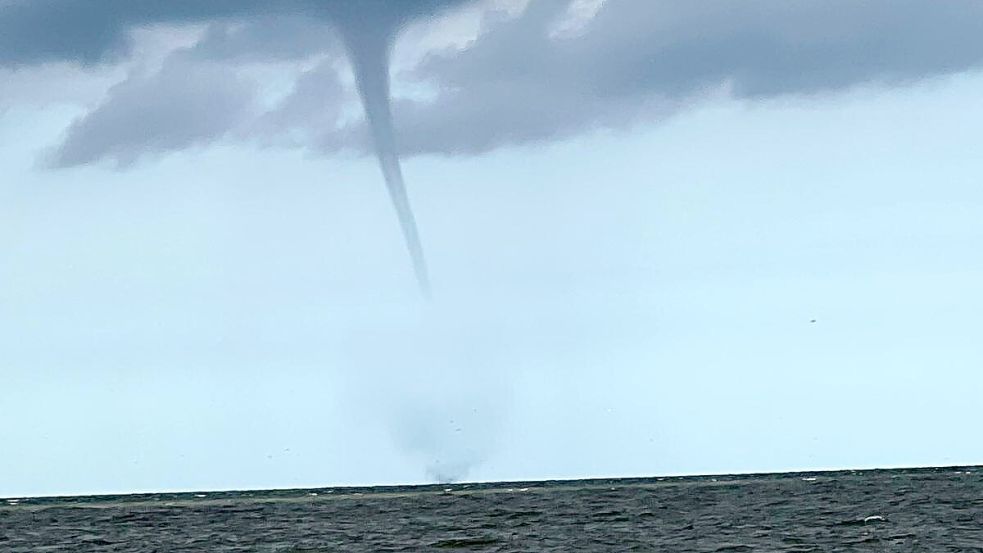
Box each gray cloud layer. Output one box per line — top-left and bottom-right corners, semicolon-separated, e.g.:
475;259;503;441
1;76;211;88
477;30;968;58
5;0;983;166
48;55;254;167
392;0;983;155
0;0;460;65
0;0;272;66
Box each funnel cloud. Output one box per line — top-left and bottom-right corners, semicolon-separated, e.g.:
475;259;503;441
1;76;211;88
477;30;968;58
335;13;433;296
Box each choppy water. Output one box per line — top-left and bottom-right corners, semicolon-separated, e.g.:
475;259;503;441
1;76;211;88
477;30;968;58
2;466;980;551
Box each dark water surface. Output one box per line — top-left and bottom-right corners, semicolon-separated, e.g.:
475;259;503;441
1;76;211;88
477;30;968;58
2;466;980;551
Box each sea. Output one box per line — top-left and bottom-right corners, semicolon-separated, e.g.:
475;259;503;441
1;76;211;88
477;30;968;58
1;466;980;551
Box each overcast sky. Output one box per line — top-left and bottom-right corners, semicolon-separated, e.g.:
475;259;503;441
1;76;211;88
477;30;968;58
2;0;982;497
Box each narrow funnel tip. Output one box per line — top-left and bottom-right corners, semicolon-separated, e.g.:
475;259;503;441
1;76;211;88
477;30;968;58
341;27;433;298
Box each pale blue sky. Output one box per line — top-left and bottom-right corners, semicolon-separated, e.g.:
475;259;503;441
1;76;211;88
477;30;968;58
2;0;982;497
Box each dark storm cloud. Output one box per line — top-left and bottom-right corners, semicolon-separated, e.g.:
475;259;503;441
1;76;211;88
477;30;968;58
48;54;254;168
0;0;467;167
0;0;273;66
0;0;465;65
6;0;983;162
384;0;983;155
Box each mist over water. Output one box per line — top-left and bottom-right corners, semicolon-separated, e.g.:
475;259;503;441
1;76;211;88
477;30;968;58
337;301;514;483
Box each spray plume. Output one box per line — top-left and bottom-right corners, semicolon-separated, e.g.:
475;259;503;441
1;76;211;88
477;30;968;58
335;12;431;297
